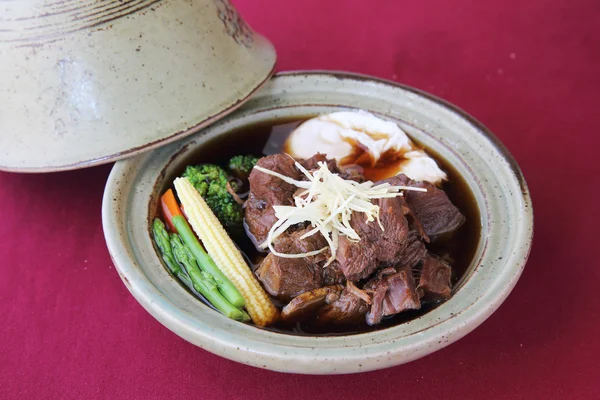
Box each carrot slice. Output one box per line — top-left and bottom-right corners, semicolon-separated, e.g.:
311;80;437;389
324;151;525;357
161;189;183;233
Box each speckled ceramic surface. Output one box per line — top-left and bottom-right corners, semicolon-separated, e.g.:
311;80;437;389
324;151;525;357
0;0;275;172
102;71;533;374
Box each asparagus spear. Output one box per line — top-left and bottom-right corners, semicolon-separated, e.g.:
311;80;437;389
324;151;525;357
153;218;233;316
170;233;250;322
152;219;193;288
172;214;245;308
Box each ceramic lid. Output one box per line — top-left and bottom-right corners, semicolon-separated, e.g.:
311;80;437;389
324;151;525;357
0;0;276;172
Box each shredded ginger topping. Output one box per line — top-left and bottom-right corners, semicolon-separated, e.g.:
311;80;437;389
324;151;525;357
254;160;427;266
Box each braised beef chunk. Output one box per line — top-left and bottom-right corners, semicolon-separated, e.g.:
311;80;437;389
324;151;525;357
255;254;321;301
379;198;421;264
317;288;369;325
321;260;346;286
397;175;465;237
281;285;344;322
300;153;338;172
336;199;406;281
336;235;379;282
338;164;366;183
280;284;368;325
400;231;428;270
337;197;426;281
255;228;327;301
399;196;429;242
355;198;410;263
301;153;365;182
245;154;302;244
365;267;421;326
416;254;452;301
381;174;465;237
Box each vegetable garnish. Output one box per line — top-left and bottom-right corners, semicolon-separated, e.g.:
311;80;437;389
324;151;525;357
174;177;278;327
161;189;182;233
171;213;245;308
170;234;250;322
152;218;193;289
253;160;427;266
228;155;259;181
183;164;244;231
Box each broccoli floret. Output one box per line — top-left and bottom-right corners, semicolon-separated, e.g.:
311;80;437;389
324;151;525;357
182;164;243;231
228;155;260;181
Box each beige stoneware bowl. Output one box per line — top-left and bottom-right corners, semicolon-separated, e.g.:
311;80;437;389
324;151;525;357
0;0;275;172
102;71;533;374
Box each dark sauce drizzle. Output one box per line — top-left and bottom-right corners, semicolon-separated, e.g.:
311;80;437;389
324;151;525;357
154;116;481;336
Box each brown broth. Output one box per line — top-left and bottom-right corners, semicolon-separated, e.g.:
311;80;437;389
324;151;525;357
156;116;481;336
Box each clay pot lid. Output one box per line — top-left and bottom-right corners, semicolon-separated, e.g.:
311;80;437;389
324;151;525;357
0;0;276;172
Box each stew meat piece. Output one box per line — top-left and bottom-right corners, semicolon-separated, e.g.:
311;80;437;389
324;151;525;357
337;197;426;282
317;288;369;325
245;154;302;244
336;235;379;282
416;254;452;301
280;285;369;325
300;153;365;182
280;285;344;322
255;228;344;301
300;153;338;172
388;174;465;237
364;267;421;326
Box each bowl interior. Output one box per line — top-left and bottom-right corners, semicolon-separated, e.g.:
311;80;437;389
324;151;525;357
149;109;483;335
102;72;532;374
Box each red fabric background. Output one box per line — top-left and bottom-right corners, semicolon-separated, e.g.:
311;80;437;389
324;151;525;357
1;0;599;398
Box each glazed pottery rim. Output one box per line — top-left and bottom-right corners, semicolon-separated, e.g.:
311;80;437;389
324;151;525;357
102;71;533;374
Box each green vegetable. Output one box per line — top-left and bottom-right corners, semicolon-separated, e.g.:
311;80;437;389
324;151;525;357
182;164;243;231
152;219;192;288
172;214;245;308
170;234;250;322
228;155;259;181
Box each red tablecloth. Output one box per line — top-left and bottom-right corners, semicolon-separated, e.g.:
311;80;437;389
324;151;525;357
2;0;599;399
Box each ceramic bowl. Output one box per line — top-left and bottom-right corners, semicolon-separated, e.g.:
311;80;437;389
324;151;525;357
0;0;275;172
102;71;533;374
